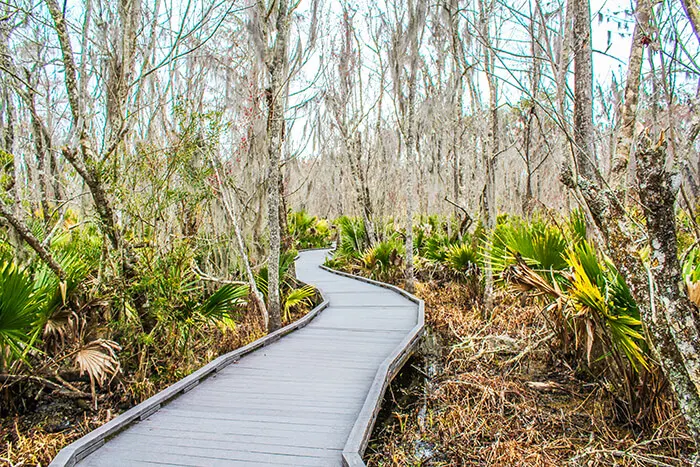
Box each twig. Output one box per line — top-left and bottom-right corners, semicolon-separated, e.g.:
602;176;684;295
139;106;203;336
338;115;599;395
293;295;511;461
504;331;555;365
192;264;246;285
443;196;473;234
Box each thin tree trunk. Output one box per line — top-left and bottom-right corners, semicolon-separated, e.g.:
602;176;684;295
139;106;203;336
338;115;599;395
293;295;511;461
572;0;596;180
0;201;66;280
264;0;292;333
211;162;268;329
402;0;423;294
611;0;652;190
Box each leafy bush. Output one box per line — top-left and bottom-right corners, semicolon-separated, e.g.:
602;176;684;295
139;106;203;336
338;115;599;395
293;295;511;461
362;239;404;282
336;216;368;259
444;242;480;276
421;233;454;263
490;216;568;280
288;210;332;249
564;242;648;371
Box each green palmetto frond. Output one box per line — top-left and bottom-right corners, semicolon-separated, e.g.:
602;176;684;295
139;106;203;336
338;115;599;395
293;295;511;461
564;246;648;371
34;249;95;332
198;284;249;327
489;218;568;286
255;250;298;301
567;208;587;245
336;216;368;259
362;239;403;281
283;285;316;322
288;210;332;249
421;234;453;263
0;260;41;370
444;242;480;274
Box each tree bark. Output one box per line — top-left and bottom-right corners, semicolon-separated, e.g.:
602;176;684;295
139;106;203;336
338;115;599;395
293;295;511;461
402;0;424;294
45;0;123;251
611;0;652;190
679;0;700;44
572;0;597;180
635;132;700;446
0;200;66;280
105;0;141;147
263;0;293;333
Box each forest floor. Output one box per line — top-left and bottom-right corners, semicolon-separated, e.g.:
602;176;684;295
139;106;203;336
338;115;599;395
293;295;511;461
364;281;696;467
0;305;313;466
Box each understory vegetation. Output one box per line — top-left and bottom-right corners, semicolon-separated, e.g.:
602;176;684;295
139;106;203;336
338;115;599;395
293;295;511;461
0;209;329;465
327;212;698;465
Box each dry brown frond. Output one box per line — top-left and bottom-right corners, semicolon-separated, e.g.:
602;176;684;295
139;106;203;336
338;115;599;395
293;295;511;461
685;279;700;307
74;339;121;388
44;309;79;347
502;261;560;298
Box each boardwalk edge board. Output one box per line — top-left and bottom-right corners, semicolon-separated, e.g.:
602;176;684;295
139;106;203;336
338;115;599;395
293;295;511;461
319;265;426;467
49;288;330;467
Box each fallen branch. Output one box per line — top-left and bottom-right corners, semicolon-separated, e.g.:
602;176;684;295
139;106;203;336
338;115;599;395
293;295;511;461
0;374;91;398
192;264;247;286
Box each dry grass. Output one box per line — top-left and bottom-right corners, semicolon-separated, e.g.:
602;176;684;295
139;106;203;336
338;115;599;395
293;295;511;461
0;413;105;466
366;281;694;466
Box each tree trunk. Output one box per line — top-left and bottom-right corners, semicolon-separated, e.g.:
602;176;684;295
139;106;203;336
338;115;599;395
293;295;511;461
105;0;141;148
634;132;700;446
45;0;123;252
264;0;292;333
212;161;269;330
402;0;423;295
572;0;597;180
480;0;498;311
611;0;652;190
680;0;700;44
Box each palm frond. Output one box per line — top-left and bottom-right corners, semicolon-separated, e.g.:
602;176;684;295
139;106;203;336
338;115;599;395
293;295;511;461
564;246;648;371
283;285;316;321
336;216;368;259
361;239;403;281
199;284;248;325
0;260;41;370
567;208;587;245
444;242;480;274
74;339;121;388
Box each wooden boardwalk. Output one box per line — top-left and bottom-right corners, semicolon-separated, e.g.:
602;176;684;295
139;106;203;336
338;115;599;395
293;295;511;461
52;249;423;467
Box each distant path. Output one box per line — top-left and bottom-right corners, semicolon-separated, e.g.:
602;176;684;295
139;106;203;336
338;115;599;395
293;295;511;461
52;249;423;467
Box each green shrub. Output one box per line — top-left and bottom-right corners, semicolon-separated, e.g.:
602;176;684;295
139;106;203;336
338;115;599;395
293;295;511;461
362;239;404;282
336;216;368;259
490;216;568;281
288;210;332;249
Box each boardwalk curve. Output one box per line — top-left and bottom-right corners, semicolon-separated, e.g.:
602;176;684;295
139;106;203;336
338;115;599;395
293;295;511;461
51;249;424;467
